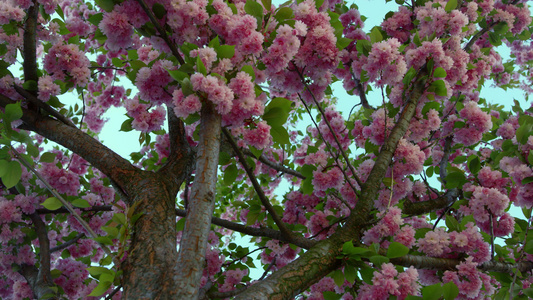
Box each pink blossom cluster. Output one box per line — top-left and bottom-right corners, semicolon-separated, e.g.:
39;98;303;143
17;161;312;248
362;207;414;247
419;223;490;263
190;47;218;73
166;0;209;45
407;108;441;143
393;138;426;177
493;1;532;34
442;257;497;299
442;101;492;146
363;38;407;87
0;1;25;25
243;121;272;150
415;1;469;38
176;73;234;115
53;258;92;299
263;22;306;74
224;71;266;126
381;6;414;43
477;166;508;190
500;156;533;208
99;9;134;51
43;43;91;87
357;264;420;300
496;115;519;139
37;75;61;102
281;191;321;225
312;167;344;192
38;162;81;196
459;186;513;236
354;108;394;146
209;1;263;60
219;268;248;292
261;240;299;270
136;59;176;105
405;40;453;75
313;106;350;150
124;96;166;132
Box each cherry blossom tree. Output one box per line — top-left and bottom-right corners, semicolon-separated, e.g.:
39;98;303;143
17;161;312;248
0;0;533;299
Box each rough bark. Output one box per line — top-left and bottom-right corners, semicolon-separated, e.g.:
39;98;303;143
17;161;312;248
174;102;222;299
121;172;184;298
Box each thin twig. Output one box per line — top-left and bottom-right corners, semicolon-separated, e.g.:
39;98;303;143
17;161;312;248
242;149;305;179
294;66;363;191
222;128;295;241
50;233;85;253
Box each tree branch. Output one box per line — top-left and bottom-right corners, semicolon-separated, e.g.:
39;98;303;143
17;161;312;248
14;85;76;128
23;0;38;83
403;189;460;216
175;208;316;249
0;93;139;197
222;127;296;241
50;233;85;253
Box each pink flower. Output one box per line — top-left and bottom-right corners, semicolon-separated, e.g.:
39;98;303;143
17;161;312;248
243;121;272;150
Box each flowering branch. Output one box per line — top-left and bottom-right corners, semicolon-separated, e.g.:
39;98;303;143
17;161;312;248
222;127;296;241
390;253;533;273
12;146;114;258
403;189;460;216
134;0;185;65
50;233;85;253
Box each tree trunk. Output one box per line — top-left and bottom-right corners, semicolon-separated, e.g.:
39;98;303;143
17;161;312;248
175;102;222;299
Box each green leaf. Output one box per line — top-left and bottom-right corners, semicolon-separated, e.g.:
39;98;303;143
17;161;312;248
95;0;115;12
516;123;533;145
468;155;481;175
386;242;409;258
244;0;263;29
445;171;467;189
336;37;352;50
263;97;292;127
196;56;207;75
4;103;23;122
88;280;112;297
72;198;91;208
403;67;417;86
152;3;166;19
444;0;457;12
167;69;189;82
1;160;22;189
433;67;447;78
93;236;113;245
430;80;447;97
445;215;460;232
88;266;113;276
241;65;255;81
525;239;533;254
224;164;238;185
270;126;290;145
112;213;127;226
0;160;8;177
249;145;263;159
422;283;443;300
87;13;103;26
369;26;383;44
261;0;271;10
369;255;389;267
344;265;357;283
442;282;459;300
274;7;293;22
120;118;133;132
40;152;57;163
323;291;342;300
215;45;235;59
42;197;63;211
332;269;344;287
488;32;502;46
208;36;220;48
